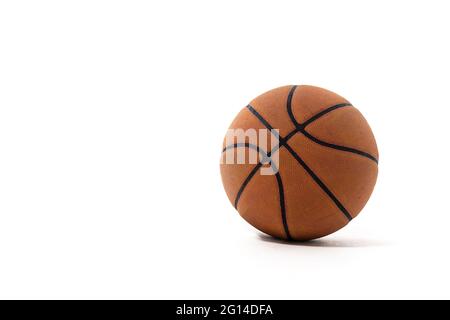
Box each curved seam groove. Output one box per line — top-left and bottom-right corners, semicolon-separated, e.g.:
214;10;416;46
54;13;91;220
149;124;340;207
234;163;263;209
301;103;352;128
231;131;298;209
286;85;299;127
222;142;270;163
222;143;279;173
301;129;379;164
275;172;292;240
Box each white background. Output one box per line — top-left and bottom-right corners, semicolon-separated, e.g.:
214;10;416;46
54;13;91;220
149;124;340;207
0;1;449;299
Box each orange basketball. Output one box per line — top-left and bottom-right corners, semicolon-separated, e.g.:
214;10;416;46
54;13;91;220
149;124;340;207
220;85;378;241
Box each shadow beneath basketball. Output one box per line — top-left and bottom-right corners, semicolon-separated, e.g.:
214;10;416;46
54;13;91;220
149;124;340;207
257;234;388;248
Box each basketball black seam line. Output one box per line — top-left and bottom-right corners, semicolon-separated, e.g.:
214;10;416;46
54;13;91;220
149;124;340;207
286;85;300;127
222;143;269;163
301;129;379;164
222;143;279;171
246;104;353;222
234;162;263;209
301;103;353;128
287;85;353;129
275;172;292;240
246;105;280;140
287;85;378;162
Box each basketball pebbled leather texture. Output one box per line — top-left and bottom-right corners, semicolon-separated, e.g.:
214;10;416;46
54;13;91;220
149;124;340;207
220;85;378;241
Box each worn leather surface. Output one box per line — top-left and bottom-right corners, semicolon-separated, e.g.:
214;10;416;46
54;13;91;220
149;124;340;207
220;85;378;241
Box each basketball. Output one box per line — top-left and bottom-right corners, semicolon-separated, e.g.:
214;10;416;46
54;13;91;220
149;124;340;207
220;85;378;241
